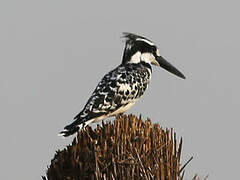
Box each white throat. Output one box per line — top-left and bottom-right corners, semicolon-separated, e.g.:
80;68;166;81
129;52;155;64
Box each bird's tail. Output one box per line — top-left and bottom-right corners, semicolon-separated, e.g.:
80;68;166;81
58;118;94;137
58;124;80;137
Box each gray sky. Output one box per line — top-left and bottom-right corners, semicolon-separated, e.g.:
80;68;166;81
1;0;239;179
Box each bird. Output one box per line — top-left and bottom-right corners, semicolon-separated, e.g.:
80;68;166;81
59;32;185;137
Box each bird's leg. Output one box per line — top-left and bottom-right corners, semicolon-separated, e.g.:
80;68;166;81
82;122;86;129
117;113;124;119
101;119;105;126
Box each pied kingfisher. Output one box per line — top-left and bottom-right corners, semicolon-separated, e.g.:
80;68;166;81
59;33;185;137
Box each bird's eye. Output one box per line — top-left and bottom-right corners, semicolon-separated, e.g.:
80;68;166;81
151;47;157;53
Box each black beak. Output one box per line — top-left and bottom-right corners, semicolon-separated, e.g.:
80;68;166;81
156;56;186;79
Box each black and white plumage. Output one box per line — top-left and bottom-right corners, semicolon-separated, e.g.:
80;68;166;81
59;33;185;137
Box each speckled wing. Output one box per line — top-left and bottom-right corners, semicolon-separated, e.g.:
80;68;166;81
74;63;151;123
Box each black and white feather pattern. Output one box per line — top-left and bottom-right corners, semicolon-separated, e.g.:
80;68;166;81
60;62;152;137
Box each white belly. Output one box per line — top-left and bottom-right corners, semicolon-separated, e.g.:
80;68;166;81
92;102;136;123
110;102;136;116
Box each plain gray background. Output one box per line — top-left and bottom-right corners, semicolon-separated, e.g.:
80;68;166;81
1;0;239;179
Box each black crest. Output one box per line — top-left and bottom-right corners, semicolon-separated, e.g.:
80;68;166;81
121;33;156;64
122;32;152;44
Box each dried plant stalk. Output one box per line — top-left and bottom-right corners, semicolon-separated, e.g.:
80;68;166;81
43;114;189;180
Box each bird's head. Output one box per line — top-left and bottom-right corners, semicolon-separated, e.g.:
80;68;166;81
122;32;185;79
